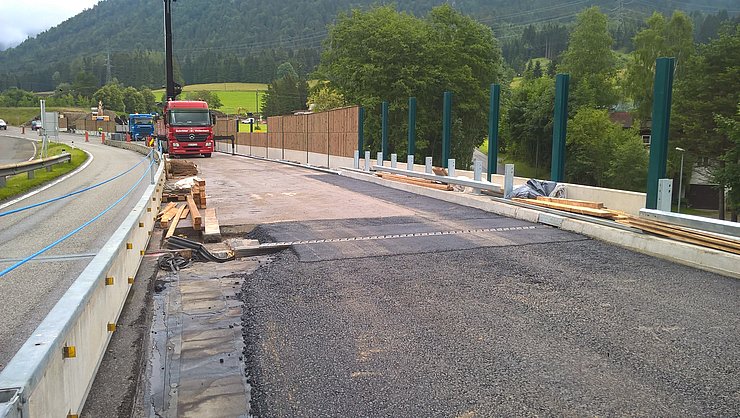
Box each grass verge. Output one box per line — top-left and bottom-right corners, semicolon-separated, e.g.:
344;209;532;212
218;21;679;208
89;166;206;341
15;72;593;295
0;142;88;202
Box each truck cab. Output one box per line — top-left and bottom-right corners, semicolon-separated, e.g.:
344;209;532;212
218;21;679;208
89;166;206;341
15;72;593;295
128;113;155;141
155;100;215;157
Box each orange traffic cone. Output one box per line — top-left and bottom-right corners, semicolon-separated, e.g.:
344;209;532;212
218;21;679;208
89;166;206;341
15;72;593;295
126;133;131;143
101;132;105;143
85;131;89;142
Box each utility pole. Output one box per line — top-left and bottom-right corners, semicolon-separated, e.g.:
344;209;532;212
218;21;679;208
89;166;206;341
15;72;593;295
105;50;112;85
163;0;181;101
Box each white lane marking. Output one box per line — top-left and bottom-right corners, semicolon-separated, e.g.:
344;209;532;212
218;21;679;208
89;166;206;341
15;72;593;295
0;148;95;211
28;141;37;161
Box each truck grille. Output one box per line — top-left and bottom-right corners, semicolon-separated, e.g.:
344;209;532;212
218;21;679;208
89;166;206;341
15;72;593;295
174;133;208;142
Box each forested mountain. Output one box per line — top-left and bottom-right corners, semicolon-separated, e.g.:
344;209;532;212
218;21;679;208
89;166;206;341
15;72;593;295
0;0;736;91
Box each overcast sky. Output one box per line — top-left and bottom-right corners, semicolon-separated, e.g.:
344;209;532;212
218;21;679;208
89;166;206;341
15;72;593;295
0;0;100;50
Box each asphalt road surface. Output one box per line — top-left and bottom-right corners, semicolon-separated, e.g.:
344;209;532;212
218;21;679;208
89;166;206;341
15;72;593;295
0;127;152;371
0;133;36;164
223;162;739;416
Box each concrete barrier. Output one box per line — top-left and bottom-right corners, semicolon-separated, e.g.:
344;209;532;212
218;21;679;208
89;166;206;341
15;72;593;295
340;169;739;279
0;153;165;417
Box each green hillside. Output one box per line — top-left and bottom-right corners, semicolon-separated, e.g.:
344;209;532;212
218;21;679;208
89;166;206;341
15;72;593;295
0;0;736;92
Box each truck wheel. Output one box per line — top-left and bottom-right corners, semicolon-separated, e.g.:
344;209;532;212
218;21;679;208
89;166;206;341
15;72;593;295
204;153;212;158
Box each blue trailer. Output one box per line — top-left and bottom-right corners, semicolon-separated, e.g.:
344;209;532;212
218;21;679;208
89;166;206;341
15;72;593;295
128;113;156;140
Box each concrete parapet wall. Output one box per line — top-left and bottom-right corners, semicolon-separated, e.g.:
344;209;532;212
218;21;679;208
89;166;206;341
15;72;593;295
0;152;164;417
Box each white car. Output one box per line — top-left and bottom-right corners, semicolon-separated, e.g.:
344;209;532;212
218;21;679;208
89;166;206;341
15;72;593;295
0;119;7;130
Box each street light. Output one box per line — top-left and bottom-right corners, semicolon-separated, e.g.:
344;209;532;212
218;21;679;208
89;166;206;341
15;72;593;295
675;147;685;213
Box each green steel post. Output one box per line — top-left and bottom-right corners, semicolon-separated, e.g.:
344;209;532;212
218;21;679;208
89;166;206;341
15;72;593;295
646;57;676;209
408;97;416;157
550;74;570;182
487;84;501;181
358;106;365;152
381;101;389;160
442;91;452;168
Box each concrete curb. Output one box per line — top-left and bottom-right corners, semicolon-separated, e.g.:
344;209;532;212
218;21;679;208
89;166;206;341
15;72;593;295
340;169;739;279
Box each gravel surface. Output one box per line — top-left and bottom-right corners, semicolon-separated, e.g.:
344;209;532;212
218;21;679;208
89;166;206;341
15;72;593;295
240;172;739;417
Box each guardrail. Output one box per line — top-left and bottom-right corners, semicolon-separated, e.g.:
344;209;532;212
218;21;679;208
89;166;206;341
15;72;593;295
0;153;71;187
0;154;164;417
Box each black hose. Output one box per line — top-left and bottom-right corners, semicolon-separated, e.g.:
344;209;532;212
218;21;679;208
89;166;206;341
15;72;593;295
157;252;191;271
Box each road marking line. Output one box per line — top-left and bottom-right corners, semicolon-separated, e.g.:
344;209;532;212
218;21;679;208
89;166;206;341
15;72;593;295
0;147;94;211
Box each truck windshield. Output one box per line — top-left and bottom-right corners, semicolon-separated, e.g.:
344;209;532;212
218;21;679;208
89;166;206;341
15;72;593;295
134;118;153;125
169;111;210;126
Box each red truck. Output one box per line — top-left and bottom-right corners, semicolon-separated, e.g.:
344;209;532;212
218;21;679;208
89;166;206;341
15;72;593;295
155;100;215;158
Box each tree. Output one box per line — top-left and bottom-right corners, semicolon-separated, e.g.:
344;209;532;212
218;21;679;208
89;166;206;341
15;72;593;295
714;104;740;221
276;62;299;80
507;76;555;175
307;83;346;112
673;24;739;220
559;7;618;108
262;73;308;117
319;5;503;166
566;108;647;191
93;83;125;112
184;90;223;109
532;61;543;78
0;88;38;107
72;71;98;98
140;88;157;113
626;12;694;122
122;87;145;114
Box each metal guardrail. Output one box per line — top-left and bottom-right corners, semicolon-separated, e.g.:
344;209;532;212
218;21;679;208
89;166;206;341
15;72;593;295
372;164;503;193
640;208;740;238
0;153;71;187
0;155;164;417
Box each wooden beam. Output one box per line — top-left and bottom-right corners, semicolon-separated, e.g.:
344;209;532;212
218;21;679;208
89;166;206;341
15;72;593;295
180;207;190;219
203;208;221;243
536;196;604;209
512;198;615;218
165;205;186;239
187;195;202;231
156;202;176;219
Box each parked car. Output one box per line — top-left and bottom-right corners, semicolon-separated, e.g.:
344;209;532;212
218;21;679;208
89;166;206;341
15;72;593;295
31;120;41;131
0;119;7;130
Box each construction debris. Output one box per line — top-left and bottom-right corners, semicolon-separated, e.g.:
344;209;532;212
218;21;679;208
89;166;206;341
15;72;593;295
512;196;740;254
376;173;453;191
166;158;198;178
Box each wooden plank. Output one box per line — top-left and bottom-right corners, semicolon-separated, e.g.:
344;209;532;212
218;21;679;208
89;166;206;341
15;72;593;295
617;217;740;253
187;195;202;230
166;205;186;239
156;202;176;219
512;198;615;218
203;208;221;243
616;218;740;255
536;196;604;209
378;173;453;191
180;207;190;220
159;204;182;228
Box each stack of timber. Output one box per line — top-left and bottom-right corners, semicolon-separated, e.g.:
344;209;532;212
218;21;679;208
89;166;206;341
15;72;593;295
191;179;207;208
166;158;198;178
611;211;740;255
157;177;218;239
511;196;740;254
512;196;615;218
376;172;453;191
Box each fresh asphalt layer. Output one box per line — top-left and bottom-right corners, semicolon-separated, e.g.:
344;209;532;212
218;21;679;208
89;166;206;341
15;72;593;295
242;173;739;416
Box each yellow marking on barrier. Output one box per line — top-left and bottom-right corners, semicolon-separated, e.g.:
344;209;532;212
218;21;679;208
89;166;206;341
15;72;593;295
105;277;114;286
139;222;145;228
128;277;135;284
140;250;145;255
126;242;133;249
63;346;76;359
107;323;116;332
67;413;79;418
147;207;152;212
